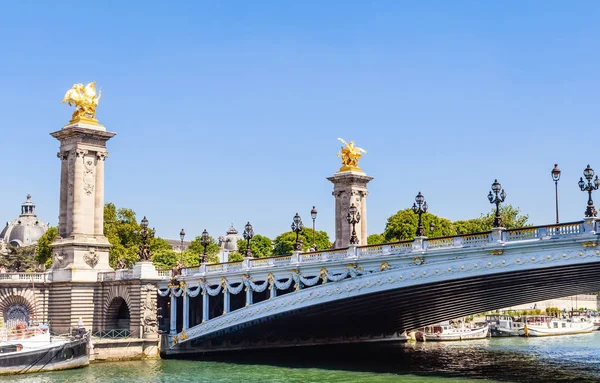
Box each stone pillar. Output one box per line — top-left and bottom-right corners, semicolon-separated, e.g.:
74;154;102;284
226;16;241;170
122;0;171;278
327;171;373;248
169;294;177;335
202;291;209;322
223;289;230;315
50;122;116;282
182;293;189;330
245;286;253;306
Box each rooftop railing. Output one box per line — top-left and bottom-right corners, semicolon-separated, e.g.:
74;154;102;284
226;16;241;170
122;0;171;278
175;220;596;277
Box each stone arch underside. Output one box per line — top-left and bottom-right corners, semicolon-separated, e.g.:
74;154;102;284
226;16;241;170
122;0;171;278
103;285;133;333
0;288;37;328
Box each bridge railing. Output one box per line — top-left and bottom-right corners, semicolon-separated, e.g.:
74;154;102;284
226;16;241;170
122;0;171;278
172;220;596;277
0;272;48;283
97;269;134;282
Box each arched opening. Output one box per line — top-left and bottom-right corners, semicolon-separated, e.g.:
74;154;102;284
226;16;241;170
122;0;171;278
105;297;130;336
0;295;34;329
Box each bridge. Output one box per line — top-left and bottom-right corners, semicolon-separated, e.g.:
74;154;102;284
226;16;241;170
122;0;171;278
159;219;600;356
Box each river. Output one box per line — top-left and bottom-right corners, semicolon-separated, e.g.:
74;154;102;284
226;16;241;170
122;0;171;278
3;332;600;383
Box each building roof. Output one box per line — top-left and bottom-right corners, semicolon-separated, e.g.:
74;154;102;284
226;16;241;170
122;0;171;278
0;194;49;247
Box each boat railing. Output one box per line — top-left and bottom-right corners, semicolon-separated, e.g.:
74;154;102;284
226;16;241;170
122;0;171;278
0;326;48;342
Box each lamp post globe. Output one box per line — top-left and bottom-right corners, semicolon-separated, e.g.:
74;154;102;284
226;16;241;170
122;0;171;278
310;206;318;249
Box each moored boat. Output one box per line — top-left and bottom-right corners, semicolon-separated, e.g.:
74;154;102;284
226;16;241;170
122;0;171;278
423;322;489;341
518;315;594;337
486;314;524;337
0;324;89;375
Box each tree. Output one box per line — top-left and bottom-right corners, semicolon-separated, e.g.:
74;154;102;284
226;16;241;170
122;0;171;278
367;234;385;245
454;205;529;234
230;235;273;260
35;226;58;268
186;236;220;265
272;229;330;254
0;245;37;272
383;209;456;242
104;202;140;268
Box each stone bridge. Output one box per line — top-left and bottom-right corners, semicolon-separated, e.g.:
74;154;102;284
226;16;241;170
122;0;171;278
159;219;600;356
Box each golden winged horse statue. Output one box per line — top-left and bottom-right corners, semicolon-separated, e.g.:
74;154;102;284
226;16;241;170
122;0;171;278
62;82;102;123
337;138;367;172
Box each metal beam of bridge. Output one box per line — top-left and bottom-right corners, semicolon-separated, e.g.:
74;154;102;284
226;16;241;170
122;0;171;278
159;219;600;356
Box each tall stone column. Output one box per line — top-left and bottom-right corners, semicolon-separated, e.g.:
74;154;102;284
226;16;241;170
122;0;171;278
49;122;116;282
328;171;373;248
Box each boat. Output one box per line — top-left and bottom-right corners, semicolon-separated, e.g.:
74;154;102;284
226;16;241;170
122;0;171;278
422;321;489;341
518;315;594;337
0;324;90;375
486;314;524;337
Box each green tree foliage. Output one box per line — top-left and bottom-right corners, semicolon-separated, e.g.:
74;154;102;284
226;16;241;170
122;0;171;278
104;203;140;268
230;235;273;261
383;209;456;242
367;234;385;245
0;245;37;272
378;205;530;243
454;205;529;234
35;226;58;267
272;229;330;254
187;236;220;264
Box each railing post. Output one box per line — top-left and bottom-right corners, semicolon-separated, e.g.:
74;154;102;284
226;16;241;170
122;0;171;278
182;290;189;330
453;237;463;247
537;227;548;239
347;245;358;259
199;264;207;275
382;245;391;255
583;218;596;234
491;227;504;243
290;252;300;264
242;257;252;271
412;237;425;251
202;289;209;322
169;292;177;336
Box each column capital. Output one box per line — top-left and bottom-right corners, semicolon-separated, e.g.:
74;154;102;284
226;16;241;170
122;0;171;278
96;151;109;161
76;149;89;158
57;151;70;161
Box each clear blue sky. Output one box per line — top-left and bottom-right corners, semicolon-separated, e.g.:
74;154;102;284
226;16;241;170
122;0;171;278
0;1;598;242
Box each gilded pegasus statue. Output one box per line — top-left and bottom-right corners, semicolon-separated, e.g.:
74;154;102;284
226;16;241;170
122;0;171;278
337;138;367;171
62;82;102;122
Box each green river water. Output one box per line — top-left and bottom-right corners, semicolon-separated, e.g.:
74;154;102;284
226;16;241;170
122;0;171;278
3;332;600;383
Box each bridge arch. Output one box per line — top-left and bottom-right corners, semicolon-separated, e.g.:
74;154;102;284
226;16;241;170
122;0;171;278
103;285;133;335
0;289;36;328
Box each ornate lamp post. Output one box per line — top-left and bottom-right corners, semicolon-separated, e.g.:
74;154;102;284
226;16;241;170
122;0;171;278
429;221;435;233
578;164;600;217
551;164;561;224
488;179;507;227
346;203;361;245
179;228;185;264
243;221;254;257
412;192;428;237
310;206;318;249
200;229;210;264
136;216;155;262
291;213;304;251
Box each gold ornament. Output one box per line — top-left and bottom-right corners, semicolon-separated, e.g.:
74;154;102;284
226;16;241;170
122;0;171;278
490;249;503;255
337;138;367;172
582;241;597;248
62;82;102;125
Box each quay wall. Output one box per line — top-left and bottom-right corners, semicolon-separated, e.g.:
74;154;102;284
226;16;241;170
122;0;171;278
501;294;599;312
90;338;159;362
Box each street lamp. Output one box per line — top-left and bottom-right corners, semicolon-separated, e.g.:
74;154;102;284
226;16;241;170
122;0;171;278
179;228;185;264
551;164;561;224
136;216;155;262
578;164;600;217
346;203;361;245
291;213;304;251
310;206;318;249
488;179;507;227
243;221;254;257
429;221;435;233
411;192;428;237
200;229;210;264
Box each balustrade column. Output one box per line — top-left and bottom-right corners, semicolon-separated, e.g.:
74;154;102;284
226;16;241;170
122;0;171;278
169;293;177;336
223;288;230;315
202;291;209;322
182;292;189;330
245;286;253;306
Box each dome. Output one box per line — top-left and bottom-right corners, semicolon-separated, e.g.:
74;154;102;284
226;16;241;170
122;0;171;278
218;225;239;252
0;194;50;247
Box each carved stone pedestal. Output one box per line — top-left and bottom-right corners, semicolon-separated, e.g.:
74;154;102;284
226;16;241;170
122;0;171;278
327;171;373;248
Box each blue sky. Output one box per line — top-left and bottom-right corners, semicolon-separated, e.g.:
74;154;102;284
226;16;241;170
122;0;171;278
0;1;598;241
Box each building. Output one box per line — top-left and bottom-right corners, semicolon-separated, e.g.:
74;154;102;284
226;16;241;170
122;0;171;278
0;194;49;250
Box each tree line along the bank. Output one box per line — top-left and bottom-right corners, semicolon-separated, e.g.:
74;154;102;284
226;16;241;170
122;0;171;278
7;203;528;271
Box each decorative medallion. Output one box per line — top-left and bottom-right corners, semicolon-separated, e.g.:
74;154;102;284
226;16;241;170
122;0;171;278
582;241;597;248
380;262;391;271
84;248;99;268
53;252;66;268
83;156;96;196
490;249;503;255
413;256;424;265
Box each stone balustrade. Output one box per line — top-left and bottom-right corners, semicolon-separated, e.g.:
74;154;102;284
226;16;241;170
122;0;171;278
97;269;134;282
0;272;48;283
177;220;593;277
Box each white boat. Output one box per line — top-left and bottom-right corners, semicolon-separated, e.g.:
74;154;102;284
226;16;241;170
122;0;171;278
423;321;489;341
518;315;594;337
0;324;89;375
486;314;524;337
